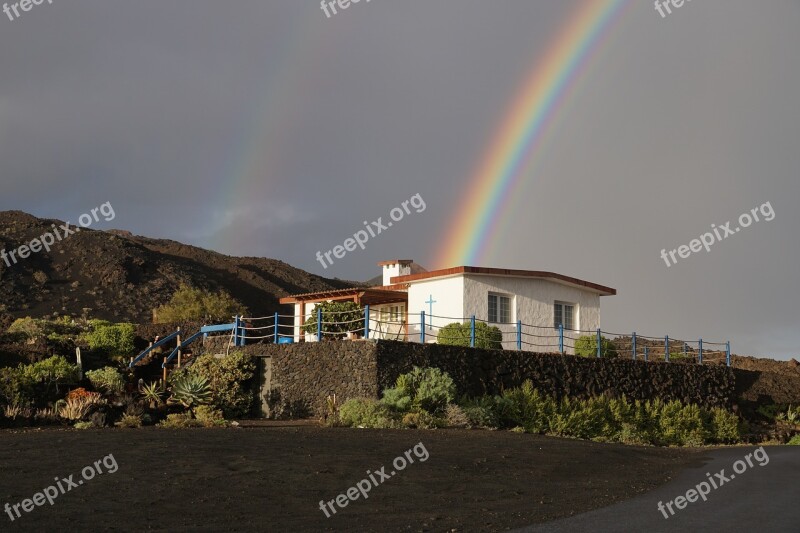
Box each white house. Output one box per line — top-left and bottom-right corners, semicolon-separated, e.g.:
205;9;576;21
280;260;616;352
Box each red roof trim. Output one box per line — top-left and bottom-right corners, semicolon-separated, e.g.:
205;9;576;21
390;266;616;296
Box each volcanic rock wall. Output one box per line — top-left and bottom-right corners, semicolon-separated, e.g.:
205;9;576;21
230;340;735;417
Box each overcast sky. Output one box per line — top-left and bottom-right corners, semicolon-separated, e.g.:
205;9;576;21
1;1;798;359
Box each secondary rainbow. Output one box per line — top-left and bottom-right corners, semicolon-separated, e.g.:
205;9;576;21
435;0;631;268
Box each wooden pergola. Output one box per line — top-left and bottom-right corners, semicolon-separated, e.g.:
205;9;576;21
279;287;409;341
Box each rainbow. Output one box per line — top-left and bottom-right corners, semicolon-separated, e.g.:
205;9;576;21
435;0;632;268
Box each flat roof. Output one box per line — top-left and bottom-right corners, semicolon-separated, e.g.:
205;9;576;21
390;266;616;296
377;259;413;266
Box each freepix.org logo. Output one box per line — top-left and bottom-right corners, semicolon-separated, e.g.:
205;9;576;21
660;201;775;268
3;0;54;22
1;202;116;268
315;193;425;270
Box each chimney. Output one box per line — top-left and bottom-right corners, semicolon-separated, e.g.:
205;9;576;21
378;260;413;286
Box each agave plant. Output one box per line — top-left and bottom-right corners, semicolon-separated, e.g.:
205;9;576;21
58;393;105;421
139;381;165;409
169;374;212;411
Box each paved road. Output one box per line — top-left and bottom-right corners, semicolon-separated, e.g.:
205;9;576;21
515;446;800;533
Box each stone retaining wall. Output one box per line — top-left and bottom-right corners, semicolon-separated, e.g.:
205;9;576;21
202;340;736;417
375;341;735;409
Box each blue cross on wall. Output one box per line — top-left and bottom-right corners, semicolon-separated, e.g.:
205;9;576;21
425;294;436;331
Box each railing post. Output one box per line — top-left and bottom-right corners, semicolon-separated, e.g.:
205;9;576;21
698;338;703;364
644;346;649;362
596;328;601;358
516;320;522;351
470;316;476;348
176;327;182;368
726;341;731;367
559;324;564;354
317;307;322;342
632;332;637;360
420;311;425;343
234;316;241;346
665;335;669;362
364;305;370;339
274;312;279;344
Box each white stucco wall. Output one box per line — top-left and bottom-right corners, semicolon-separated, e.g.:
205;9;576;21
407;276;465;343
291;303;303;342
289;272;607;350
461;274;602;352
290;302;322;342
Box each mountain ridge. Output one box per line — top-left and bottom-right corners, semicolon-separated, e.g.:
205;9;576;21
0;211;364;323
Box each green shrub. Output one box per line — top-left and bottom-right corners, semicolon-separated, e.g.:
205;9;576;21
401;410;444;429
456;385;741;446
381;387;412;413
115;414;143;428
444;403;470;428
194;405;227;427
438;322;503;350
787;435;800;445
85;323;136;355
460;396;502;429
7;317;82;344
74;421;94;430
656;401;708;446
381;367;455;415
85;367;126;395
20;356;80;399
157;413;205;428
7;317;44;341
338;398;399;428
708;407;742;443
499;380;557;433
154;284;247;324
301;301;363;337
574;335;618;358
184;352;256;418
669;352;695;362
0;367;34;406
549;397;607;439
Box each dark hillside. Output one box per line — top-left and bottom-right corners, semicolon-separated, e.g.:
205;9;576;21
0;211;362;323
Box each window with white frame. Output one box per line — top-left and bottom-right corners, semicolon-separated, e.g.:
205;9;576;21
554;301;575;330
379;305;403;323
488;293;511;323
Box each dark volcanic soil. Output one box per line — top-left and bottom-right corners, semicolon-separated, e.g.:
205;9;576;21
0;427;704;532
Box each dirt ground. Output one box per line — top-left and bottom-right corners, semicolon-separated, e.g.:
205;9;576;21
0;426;704;532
